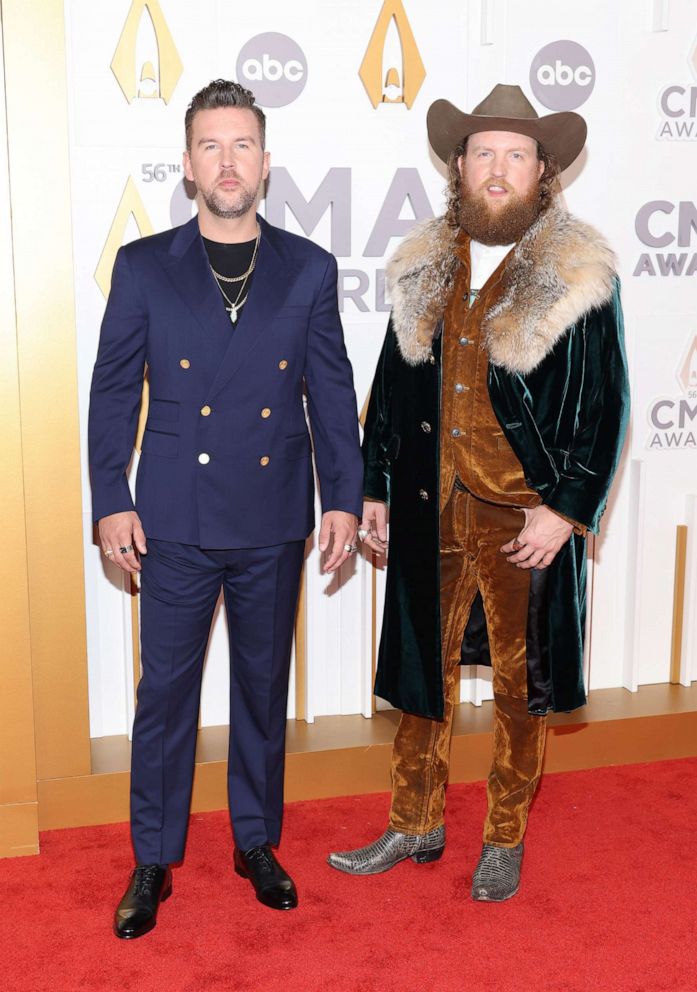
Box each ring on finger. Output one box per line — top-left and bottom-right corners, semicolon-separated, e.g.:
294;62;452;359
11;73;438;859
344;543;358;553
357;529;368;541
119;545;133;554
103;549;114;558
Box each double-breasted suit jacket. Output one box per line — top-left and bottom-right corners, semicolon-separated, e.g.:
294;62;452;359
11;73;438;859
89;214;363;543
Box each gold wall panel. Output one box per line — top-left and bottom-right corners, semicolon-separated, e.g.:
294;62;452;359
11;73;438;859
3;0;90;781
0;805;40;859
294;566;307;721
130;577;142;709
670;525;688;683
0;7;39;857
371;560;378;714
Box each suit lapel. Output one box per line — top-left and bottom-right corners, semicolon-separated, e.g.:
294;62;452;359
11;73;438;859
157;216;231;364
206;217;299;399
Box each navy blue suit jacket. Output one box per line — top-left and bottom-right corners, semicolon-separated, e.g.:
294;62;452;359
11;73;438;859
89;215;363;548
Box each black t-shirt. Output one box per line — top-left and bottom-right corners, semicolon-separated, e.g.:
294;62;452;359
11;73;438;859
203;235;257;328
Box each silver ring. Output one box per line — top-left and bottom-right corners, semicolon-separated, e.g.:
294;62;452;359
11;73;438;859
119;545;133;554
104;549;114;558
358;529;369;541
344;543;358;553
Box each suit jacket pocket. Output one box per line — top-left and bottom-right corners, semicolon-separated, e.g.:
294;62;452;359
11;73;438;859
284;431;312;460
277;305;311;319
148;398;180;422
141;427;179;459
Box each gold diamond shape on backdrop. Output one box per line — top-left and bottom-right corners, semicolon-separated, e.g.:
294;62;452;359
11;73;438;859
93;175;153;453
135;375;150;454
677;334;697;392
111;0;183;104
690;32;697;79
94;176;154;298
359;0;426;109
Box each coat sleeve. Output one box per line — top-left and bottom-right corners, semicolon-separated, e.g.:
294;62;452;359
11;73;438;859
88;247;148;523
543;279;630;533
361;318;396;504
303;254;364;517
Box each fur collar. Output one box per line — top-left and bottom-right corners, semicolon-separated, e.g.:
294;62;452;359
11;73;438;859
386;203;617;375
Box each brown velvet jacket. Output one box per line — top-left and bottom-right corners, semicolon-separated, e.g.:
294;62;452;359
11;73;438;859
440;232;541;511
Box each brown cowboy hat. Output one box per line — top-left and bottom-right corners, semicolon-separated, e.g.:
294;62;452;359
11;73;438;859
427;83;587;173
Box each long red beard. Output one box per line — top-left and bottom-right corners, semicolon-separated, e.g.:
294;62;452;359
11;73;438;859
458;178;544;245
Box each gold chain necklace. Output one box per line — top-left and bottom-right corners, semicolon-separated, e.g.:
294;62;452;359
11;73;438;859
210;227;261;324
210;227;261;283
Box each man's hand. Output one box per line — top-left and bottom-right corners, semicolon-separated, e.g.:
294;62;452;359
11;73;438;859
318;511;359;573
358;499;388;557
500;505;573;570
98;510;147;574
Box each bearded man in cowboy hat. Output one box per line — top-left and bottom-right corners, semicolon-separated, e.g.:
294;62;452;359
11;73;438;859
327;84;629;900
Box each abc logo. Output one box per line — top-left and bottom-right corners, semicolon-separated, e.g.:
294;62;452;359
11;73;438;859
236;33;307;108
530;40;595;111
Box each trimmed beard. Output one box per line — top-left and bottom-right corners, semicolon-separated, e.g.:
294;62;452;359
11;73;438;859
200;178;259;220
458;177;544;246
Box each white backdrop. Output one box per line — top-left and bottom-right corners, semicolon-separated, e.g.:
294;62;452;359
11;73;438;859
65;0;697;738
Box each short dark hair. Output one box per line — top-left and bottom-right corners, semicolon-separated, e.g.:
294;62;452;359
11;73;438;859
184;79;266;151
444;133;561;229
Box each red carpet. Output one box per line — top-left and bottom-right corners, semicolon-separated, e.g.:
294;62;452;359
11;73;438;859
2;758;696;992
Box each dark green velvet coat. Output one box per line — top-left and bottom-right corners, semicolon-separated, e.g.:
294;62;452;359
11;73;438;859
363;207;630;720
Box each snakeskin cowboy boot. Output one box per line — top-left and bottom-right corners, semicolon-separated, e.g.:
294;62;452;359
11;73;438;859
327;825;445;875
471;842;524;901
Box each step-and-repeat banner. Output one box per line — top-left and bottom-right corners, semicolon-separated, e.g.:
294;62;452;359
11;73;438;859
65;0;697;738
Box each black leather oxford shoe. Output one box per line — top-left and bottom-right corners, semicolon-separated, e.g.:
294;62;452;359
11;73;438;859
234;845;298;910
113;864;172;939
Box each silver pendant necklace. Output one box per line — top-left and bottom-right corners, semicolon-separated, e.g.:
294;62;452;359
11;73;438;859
216;285;249;324
210;225;261;325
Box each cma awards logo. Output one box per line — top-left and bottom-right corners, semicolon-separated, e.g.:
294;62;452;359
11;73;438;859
359;0;426;108
656;32;697;140
96;166;439;310
93;169;439;319
111;0;182;104
647;335;697;451
633;201;697;278
529;40;595;111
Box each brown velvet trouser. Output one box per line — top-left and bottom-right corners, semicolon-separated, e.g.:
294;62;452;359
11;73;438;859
388;488;547;847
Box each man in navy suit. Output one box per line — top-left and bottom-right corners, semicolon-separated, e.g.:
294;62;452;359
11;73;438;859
89;80;363;938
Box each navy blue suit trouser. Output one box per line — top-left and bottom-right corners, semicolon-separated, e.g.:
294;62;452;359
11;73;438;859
131;537;305;865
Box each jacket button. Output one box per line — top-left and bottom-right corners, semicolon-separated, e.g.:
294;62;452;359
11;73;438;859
455;383;469;393
261;408;271;418
260;455;270;466
420;421;432;434
278;360;288;370
200;405;212;416
198;452;210;464
180;358;191;369
419;489;429;500
451;427;462;438
459;337;471;347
